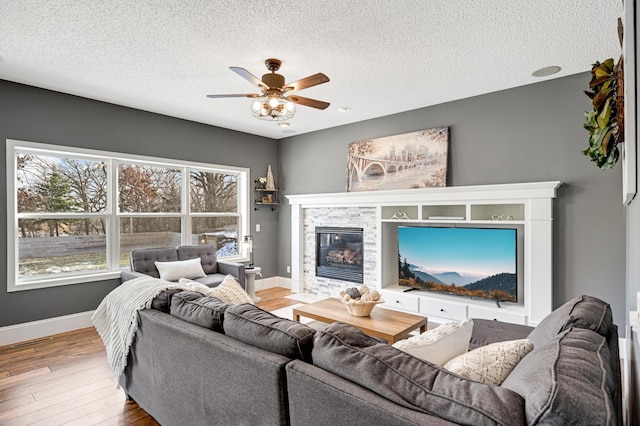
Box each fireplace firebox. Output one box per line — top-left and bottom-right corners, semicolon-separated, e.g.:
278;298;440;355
315;227;364;283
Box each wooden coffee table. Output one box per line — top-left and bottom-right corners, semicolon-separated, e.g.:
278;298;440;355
292;298;427;343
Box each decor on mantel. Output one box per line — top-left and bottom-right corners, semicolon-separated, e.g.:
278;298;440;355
390;211;410;220
346;128;449;192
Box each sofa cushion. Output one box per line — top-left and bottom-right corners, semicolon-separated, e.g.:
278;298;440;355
223;304;315;362
469;319;534;350
150;288;184;313
392;318;473;366
169;291;228;332
191;273;226;287
155;257;206;282
443;339;534;385
527;295;613;346
502;328;617;425
313;322;525;426
129;247;178;278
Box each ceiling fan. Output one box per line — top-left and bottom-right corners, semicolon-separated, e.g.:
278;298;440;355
207;58;330;121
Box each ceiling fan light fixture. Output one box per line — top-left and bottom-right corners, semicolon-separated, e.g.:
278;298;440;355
208;58;329;120
251;94;296;121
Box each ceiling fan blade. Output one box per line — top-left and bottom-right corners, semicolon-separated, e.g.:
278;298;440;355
287;95;330;110
230;67;269;90
206;93;260;98
284;73;330;93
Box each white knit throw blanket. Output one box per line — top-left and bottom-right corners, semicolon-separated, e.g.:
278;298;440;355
91;276;193;380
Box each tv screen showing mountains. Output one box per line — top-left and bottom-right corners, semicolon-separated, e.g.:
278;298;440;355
399;262;517;302
397;227;517;302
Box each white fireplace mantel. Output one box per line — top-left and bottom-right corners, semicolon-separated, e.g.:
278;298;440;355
286;181;561;207
286;181;562;326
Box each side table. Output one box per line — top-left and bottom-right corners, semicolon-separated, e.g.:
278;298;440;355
245;267;262;302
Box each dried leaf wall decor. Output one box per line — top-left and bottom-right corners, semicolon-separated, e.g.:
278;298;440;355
582;56;624;169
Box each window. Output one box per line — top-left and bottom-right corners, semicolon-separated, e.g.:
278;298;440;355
7;140;249;291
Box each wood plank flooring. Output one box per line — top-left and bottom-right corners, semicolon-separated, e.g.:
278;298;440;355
0;287;296;426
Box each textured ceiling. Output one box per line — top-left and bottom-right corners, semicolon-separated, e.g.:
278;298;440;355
0;0;623;139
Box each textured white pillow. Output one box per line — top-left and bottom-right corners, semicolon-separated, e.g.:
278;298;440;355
392;318;474;366
180;274;254;305
155;257;206;281
443;339;534;385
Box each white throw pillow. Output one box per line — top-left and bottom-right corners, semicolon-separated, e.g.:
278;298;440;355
443;338;534;385
392;318;474;366
155;257;206;282
180;274;254;305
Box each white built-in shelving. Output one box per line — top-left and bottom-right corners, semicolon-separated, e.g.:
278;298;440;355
287;181;562;326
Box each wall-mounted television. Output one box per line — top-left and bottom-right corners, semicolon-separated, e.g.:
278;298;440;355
398;226;517;303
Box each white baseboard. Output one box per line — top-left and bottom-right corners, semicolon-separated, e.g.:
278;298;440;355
0;310;95;347
255;275;292;291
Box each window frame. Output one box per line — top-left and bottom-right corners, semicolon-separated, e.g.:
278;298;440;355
7;139;250;292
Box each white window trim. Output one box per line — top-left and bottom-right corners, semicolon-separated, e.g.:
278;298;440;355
7;139;250;292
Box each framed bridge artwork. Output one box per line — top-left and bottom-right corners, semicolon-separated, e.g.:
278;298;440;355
346;127;449;192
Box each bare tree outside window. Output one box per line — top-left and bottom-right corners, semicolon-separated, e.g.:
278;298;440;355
118;164;181;213
117;163;183;263
190;170;239;256
190;171;237;213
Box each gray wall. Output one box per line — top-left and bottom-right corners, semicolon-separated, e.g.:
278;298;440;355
278;73;627;330
0;80;278;327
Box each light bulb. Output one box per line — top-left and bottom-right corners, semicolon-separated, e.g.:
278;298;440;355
268;97;279;108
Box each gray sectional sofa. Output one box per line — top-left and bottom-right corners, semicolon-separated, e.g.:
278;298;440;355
120;293;622;425
120;245;246;288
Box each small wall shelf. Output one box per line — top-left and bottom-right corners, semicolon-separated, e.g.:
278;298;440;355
255;188;279;210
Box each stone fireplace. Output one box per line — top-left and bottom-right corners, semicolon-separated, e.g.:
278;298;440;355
301;206;377;296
